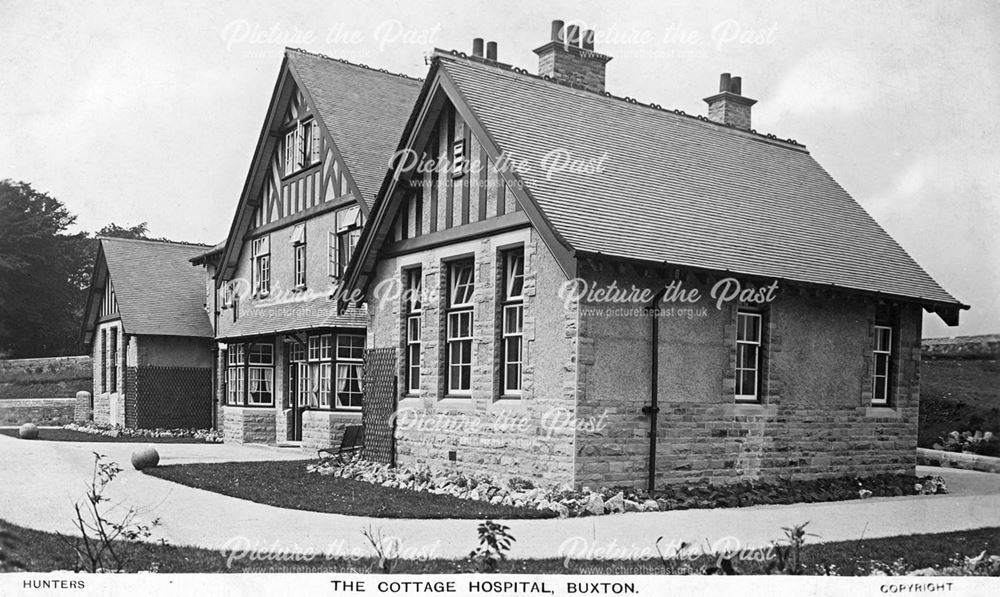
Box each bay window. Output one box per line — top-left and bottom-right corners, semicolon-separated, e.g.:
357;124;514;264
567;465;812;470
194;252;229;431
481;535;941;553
336;334;364;409
226;343;245;405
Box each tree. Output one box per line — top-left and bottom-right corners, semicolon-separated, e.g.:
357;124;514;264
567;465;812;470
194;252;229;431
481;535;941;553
97;222;149;240
0;180;91;357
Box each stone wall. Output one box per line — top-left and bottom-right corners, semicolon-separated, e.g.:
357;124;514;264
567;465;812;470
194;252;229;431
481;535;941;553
0;355;92;400
574;257;922;489
301;409;362;451
922;335;999;360
367;226;577;484
0;398;76;426
222;407;276;444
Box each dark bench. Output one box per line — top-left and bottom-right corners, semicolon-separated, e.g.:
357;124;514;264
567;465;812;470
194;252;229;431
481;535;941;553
317;424;364;460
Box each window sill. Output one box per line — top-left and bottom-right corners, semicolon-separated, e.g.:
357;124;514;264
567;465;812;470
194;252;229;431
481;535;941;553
437;396;476;411
724;402;777;417
865;406;901;418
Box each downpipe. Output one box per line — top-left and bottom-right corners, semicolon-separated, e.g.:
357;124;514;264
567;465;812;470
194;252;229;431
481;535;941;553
642;287;667;492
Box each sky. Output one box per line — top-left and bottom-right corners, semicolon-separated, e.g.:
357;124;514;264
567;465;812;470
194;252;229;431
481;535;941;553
1;0;997;338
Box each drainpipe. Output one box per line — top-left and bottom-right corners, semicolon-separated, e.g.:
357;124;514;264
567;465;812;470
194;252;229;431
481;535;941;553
642;287;667;492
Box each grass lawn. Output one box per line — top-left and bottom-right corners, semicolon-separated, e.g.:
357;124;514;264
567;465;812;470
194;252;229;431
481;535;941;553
919;358;1000;446
145;460;556;519
2;518;997;574
0;428;209;444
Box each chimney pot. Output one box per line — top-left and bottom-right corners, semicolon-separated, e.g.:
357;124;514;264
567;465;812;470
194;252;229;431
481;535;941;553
551;20;565;42
719;73;731;93
566;24;581;47
486;41;497;61
472;38;484;57
704;73;757;130
534;20;612;94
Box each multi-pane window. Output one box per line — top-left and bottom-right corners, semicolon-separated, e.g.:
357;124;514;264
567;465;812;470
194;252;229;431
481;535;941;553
306;335;331;408
99;329;107;393
404;268;422;394
328;231;338;278
292;224;306;288
226;343;245;405
108;327;118;393
336;334;364;409
331;206;362;278
248;343;274;406
252;236;270;296
226;343;273;406
284;129;298;176
872;326;893;405
446;260;475;395
735;311;762;402
284;120;321;176
500;250;524;396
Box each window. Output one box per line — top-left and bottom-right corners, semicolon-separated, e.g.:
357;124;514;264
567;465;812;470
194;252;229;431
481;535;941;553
108;327;118;393
284;120;320;176
336;334;364;409
328;231;338;278
252;236;270;296
100;329;107;393
226;343;245;405
284;129;298;176
872;326;893;405
404;268;422;394
332;206;362;278
222;282;234;309
446;260;474;395
735;311;762;402
500;250;524;396
292;224;307;289
247;343;274;406
232;292;240;322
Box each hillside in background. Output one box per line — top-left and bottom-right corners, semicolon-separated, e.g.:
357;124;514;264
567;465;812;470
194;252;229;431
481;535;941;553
919;335;1000;447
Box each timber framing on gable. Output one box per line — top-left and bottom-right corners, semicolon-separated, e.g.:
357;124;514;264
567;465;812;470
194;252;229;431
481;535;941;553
343;57;578;302
217;52;364;286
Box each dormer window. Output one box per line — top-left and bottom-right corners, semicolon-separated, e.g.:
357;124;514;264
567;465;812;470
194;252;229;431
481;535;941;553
284;119;321;176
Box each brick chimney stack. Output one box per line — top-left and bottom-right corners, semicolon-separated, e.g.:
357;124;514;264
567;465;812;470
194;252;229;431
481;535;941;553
533;19;612;94
703;73;757;130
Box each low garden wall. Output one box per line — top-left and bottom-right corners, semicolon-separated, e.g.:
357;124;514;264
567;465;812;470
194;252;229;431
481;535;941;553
0;398;77;426
917;447;1000;474
922;334;1000;359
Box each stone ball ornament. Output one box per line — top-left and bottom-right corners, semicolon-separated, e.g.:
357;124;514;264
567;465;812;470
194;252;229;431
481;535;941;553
18;423;39;439
131;446;160;470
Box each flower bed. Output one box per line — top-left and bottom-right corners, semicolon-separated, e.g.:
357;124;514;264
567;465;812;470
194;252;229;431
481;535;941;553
308;455;948;518
933;430;1000;457
64;423;223;443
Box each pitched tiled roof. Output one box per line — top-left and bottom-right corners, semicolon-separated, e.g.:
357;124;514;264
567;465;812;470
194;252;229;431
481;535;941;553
436;56;962;307
101;238;214;338
220;294;366;339
286;50;423;207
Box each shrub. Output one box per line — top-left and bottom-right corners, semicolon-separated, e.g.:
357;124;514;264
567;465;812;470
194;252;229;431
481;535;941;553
934;431;1000;457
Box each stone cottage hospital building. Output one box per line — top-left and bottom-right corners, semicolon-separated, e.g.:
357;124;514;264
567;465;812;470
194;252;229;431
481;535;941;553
187;21;966;490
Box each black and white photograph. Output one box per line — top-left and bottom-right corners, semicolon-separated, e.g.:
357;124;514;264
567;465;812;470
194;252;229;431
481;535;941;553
0;0;997;594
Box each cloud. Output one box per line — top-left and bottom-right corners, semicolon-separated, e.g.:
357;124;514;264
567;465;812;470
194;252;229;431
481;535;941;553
766;47;879;120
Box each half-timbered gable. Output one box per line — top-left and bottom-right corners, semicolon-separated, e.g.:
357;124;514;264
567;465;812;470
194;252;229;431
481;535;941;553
203;48;421;447
386;100;523;245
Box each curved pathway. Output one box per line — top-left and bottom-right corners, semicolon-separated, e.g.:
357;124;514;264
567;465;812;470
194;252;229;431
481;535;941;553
1;434;998;561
